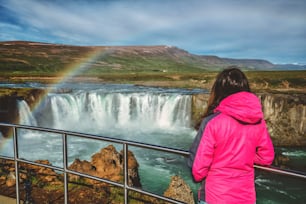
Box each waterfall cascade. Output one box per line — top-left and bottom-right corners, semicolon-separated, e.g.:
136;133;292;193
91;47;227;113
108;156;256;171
18;100;38;126
32;91;192;133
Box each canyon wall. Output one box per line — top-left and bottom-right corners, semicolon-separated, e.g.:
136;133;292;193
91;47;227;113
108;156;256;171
0;95;19;137
259;93;306;146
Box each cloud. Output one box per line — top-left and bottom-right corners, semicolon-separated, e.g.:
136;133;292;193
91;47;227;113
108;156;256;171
0;0;306;63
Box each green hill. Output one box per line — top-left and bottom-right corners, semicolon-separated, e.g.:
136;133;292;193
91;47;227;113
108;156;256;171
0;41;305;92
0;41;276;77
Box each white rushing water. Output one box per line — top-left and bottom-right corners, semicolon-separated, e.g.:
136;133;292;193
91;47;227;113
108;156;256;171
36;91;192;132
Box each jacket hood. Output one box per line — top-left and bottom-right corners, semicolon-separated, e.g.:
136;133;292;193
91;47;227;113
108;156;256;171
215;91;263;124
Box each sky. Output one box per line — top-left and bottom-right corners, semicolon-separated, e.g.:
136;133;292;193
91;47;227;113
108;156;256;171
0;0;306;64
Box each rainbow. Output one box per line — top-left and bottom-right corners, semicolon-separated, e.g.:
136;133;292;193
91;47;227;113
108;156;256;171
0;47;109;153
31;47;109;112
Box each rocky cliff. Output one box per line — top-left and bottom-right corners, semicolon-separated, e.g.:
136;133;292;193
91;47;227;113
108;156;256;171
0;88;46;137
260;93;306;146
0;95;19;137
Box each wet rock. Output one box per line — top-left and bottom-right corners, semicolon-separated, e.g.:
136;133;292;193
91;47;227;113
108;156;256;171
164;175;195;204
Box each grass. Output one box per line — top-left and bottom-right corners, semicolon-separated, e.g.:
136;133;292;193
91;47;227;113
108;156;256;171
0;70;305;94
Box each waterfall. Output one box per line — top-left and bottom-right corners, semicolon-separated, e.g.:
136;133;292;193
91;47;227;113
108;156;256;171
34;91;193;134
18;100;37;126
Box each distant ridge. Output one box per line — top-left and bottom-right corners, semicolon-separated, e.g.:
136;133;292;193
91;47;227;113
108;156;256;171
198;55;274;70
0;41;304;72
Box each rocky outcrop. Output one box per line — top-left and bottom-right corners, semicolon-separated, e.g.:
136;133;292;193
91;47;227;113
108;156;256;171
191;94;209;127
0;88;46;137
0;95;19;137
259;93;306;146
164;175;195;204
69;145;141;187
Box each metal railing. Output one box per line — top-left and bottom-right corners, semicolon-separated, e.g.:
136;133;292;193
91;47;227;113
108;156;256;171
0;123;306;204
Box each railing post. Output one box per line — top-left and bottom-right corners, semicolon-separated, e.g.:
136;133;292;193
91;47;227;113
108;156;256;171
24;170;34;204
13;126;20;204
63;133;68;204
123;143;128;204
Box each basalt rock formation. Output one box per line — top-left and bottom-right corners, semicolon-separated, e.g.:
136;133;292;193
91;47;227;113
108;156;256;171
0;88;46;137
0;94;20;137
259;93;306;146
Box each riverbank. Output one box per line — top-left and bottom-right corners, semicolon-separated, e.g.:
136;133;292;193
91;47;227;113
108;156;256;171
1;73;306;93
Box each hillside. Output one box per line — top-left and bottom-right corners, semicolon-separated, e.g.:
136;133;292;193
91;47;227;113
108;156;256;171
0;41;277;77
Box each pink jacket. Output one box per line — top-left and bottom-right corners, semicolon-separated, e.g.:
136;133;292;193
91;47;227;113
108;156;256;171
188;91;274;204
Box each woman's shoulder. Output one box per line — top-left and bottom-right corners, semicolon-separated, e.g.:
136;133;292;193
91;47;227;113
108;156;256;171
199;112;222;129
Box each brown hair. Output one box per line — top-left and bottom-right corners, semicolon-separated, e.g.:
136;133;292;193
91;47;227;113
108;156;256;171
196;66;251;129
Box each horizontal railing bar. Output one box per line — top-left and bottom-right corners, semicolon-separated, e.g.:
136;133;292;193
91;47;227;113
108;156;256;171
0;155;14;161
125;140;189;156
16;158;64;172
254;164;306;179
65;169;125;188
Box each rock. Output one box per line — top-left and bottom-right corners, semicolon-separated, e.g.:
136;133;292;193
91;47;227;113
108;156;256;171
6;172;16;187
6;178;15;187
68;158;96;182
21;160;58;183
91;145;122;181
69;144;141;187
192;94;208;128
164;175;195;204
260;93;306;146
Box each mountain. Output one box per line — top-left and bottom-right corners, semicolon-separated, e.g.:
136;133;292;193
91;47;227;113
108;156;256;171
198;55;274;70
273;63;306;70
0;41;304;75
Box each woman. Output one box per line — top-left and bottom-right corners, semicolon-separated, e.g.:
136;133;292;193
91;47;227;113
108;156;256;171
188;66;274;204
